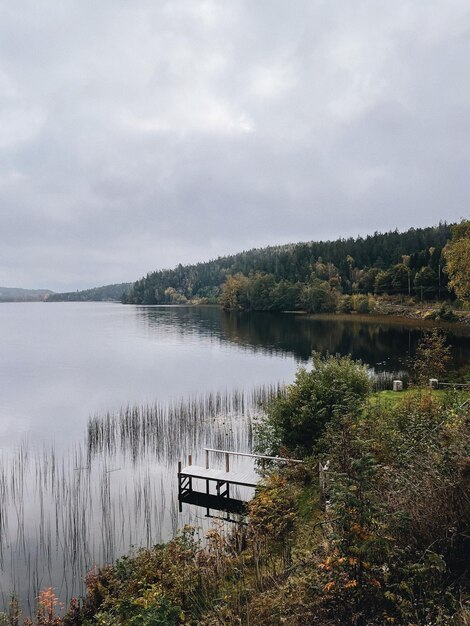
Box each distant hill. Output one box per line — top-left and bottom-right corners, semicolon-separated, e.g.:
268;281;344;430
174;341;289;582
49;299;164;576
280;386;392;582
0;287;54;302
47;282;132;302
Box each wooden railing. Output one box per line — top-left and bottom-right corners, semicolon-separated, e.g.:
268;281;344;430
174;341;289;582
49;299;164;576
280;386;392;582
436;382;470;388
204;447;304;472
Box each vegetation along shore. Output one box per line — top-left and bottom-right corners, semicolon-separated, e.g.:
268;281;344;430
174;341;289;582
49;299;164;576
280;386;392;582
47;221;470;326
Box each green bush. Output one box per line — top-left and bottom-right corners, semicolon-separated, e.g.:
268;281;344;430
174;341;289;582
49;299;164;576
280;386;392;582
351;294;370;314
300;279;338;313
337;295;352;313
436;303;456;321
258;353;371;456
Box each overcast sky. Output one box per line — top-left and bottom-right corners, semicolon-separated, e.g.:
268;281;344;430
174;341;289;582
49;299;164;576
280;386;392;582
0;0;469;291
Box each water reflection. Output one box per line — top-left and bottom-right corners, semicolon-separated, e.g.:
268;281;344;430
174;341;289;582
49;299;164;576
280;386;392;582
0;388;267;613
136;307;470;372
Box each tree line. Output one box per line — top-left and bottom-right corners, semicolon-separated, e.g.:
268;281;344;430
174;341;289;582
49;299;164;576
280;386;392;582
124;223;454;307
47;283;132;302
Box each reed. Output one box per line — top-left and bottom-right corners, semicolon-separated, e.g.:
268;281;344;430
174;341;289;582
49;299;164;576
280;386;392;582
0;384;283;613
370;369;410;391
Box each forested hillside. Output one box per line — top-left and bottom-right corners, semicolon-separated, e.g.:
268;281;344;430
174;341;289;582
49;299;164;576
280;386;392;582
0;287;53;302
124;223;453;306
47;282;132;302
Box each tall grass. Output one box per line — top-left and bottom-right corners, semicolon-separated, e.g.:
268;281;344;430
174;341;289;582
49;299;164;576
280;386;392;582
370;369;410;391
0;384;282;613
87;384;282;464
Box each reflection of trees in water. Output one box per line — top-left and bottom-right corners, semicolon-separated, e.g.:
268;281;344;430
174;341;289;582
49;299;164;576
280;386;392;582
223;314;470;370
220;314;417;370
322;321;412;370
136;306;224;341
136;307;470;372
221;312;313;359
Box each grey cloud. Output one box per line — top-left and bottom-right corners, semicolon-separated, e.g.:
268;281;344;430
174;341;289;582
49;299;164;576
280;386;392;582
0;0;469;290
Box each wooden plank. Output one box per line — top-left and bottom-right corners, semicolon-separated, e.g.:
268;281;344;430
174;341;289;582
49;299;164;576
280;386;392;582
179;489;247;514
180;465;259;487
180;469;258;486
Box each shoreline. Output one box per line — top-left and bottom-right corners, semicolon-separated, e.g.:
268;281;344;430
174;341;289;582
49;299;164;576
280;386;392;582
294;310;470;332
11;298;470;331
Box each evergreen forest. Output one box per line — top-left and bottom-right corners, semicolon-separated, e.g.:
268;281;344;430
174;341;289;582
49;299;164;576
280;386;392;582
47;283;132;303
123;223;454;310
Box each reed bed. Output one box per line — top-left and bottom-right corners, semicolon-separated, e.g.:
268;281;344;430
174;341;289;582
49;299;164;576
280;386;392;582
0;384;283;614
87;384;283;464
370;369;410;391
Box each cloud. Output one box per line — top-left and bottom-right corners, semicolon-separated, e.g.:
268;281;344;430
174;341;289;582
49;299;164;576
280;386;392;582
0;0;469;290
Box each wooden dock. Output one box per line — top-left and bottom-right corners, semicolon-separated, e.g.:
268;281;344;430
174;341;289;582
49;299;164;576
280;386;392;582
178;448;303;515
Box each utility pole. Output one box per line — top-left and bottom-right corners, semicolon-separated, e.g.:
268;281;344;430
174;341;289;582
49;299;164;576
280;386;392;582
438;263;441;300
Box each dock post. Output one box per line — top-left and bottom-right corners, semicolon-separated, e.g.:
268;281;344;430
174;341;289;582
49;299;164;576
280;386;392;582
188;454;193;497
205;449;209;469
225;452;230;473
178;461;182;513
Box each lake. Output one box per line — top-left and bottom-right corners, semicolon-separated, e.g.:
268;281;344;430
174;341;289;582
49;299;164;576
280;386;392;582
0;302;468;613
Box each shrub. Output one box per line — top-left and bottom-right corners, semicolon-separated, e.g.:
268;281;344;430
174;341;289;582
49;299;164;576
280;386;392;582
410;329;451;384
436;303;457;321
337;295;352;314
258;353;371;456
351;295;370;314
300;279;338;313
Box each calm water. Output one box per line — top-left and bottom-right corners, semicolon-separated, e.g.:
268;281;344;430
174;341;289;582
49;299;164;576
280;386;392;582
0;302;469;612
0;303;299;448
